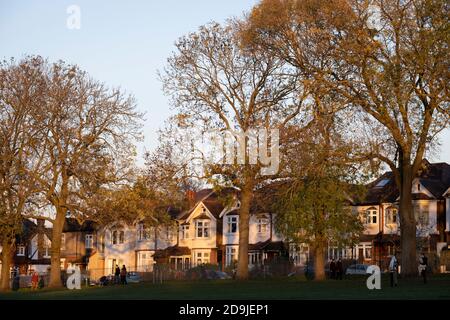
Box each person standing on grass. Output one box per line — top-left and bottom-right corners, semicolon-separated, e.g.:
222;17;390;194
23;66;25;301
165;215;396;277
336;259;343;280
419;254;428;284
389;253;398;287
120;265;127;285
31;272;39;290
330;259;336;279
114;265;120;285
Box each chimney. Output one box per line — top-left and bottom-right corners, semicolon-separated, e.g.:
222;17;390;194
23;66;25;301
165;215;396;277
186;190;196;207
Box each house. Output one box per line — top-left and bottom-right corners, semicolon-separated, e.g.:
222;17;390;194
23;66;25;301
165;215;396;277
97;209;179;277
328;160;450;271
155;188;287;271
12;218;52;275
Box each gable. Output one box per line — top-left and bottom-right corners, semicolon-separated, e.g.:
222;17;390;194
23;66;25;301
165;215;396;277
185;202;217;223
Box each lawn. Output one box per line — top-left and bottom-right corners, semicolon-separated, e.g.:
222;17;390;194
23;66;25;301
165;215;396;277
1;275;449;300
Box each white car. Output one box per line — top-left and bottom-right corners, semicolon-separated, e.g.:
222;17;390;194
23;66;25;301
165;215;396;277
345;264;369;275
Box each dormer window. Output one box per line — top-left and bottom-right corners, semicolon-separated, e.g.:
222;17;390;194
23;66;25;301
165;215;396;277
365;207;377;224
417;183;421;191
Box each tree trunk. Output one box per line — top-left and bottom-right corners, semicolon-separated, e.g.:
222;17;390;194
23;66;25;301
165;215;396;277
48;208;65;288
399;162;417;277
0;239;13;291
313;242;326;281
236;183;253;280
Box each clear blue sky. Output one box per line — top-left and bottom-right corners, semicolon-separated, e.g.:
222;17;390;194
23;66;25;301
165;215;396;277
1;0;448;165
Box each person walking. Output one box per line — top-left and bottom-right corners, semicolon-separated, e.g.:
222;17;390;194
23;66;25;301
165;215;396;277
419;253;428;284
330;259;336;280
336;258;343;280
389;253;398;287
120;265;127;285
114;265;120;285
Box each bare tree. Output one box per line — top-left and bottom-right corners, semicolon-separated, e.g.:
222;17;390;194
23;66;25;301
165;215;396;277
1;56;143;287
0;57;47;291
162;21;306;279
245;0;449;276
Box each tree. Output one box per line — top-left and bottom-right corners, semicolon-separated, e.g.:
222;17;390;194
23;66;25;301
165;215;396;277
1;56;143;287
162;21;305;279
245;0;449;277
271;96;365;280
0;57;46;291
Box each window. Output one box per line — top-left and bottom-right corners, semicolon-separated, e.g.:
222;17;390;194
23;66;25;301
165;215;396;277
17;246;25;256
195;251;210;265
195;220;210;238
386;207;398;225
181;225;189;240
227;216;238;234
226;246;237;266
257;218;269;234
249;252;261;266
414;203;429;225
61;234;66;250
365;207;377;224
119;231;124;244
43;237;51;258
137;223;146;241
364;247;372;259
376;179;389;187
85;234;94;249
112;230;117;245
99;235;105;253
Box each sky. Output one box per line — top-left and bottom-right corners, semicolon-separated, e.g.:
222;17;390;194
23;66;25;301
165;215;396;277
0;0;448;165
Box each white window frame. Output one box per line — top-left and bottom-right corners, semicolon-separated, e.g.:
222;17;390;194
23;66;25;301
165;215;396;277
386;207;398;225
416;203;429;226
181;225;189;240
225;246;237;267
195;220;210;238
365;207;378;225
43;237;51;258
17;246;25;256
257;218;269;234
195;250;210;265
85;234;94;249
227;216;238;234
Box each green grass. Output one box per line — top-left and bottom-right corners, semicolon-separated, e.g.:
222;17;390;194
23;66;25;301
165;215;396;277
1;275;449;300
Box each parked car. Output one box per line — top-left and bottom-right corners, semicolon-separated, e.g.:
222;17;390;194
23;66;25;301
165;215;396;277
345;264;369;275
126;272;142;283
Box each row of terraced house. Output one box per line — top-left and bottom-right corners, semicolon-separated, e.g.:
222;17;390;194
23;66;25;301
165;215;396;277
2;160;450;279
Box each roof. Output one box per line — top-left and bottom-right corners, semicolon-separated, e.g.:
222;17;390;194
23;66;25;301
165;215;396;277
63;218;97;232
178;188;238;221
16;219;52;244
152;246;191;259
355;160;450;205
249;240;285;252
